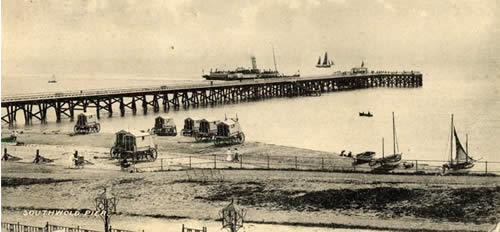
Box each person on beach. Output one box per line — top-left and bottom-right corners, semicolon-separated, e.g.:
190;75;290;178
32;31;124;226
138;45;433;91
68;153;76;168
33;152;41;164
73;151;78;167
233;148;239;162
225;148;233;162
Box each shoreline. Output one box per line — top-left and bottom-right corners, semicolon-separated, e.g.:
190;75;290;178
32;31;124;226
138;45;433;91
1;131;499;232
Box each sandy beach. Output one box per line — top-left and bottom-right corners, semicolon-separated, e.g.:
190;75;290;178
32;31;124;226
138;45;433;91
1;130;499;232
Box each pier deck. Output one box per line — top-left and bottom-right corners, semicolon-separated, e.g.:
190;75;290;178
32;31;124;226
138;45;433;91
1;72;422;125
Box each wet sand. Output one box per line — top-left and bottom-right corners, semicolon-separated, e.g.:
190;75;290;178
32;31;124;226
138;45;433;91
1;131;499;232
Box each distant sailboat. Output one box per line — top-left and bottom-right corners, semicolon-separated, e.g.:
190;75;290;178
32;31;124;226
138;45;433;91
316;52;334;68
442;114;475;174
48;74;57;83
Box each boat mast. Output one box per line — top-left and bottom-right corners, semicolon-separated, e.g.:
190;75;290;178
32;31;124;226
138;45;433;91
392;112;396;155
382;137;385;158
272;45;278;72
450;114;454;165
466;133;468;163
466;134;468;154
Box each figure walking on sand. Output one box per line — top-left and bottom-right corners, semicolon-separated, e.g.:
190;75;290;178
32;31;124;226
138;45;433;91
33;151;41;164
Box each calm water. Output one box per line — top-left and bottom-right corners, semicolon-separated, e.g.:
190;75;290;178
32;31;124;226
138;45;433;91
2;69;500;165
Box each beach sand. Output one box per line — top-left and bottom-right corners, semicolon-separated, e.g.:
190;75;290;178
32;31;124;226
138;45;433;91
1;131;499;231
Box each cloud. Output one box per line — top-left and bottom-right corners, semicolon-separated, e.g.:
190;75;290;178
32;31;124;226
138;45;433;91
2;0;498;76
377;0;396;12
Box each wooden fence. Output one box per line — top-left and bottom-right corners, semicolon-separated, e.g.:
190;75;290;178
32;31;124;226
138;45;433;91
1;222;136;232
139;154;500;176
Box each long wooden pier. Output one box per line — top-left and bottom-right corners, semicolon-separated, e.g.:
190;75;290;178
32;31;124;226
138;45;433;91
1;72;422;125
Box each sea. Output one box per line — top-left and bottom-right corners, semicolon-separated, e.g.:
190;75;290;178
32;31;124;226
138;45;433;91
2;66;500;171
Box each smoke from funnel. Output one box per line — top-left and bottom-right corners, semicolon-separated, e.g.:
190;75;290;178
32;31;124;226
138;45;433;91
251;56;257;70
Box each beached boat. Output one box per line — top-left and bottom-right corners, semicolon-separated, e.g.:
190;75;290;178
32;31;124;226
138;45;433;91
370;112;403;171
359;111;373;117
354;151;375;165
442;114;475;174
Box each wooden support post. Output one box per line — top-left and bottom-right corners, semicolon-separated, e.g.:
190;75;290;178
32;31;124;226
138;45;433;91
161;158;163;171
485;161;488;174
415;160;418;172
267;155;270;169
142;95;148;114
82;100;88;113
321;158;324;170
214;155;217;169
189;156;192;169
108;98;113;117
56;102;62;122
69;102;75;121
96;99;100;119
162;94;168;112
240;155;243;169
153;95;159;112
131;97;137;114
295;156;298;169
120;97;125;116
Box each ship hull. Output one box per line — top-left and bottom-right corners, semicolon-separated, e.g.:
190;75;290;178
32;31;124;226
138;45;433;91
203;74;299;81
443;162;475;174
369;154;402;172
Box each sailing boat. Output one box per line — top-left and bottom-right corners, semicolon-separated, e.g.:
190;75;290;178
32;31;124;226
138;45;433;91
316;52;334;68
442;114;475;174
48;74;57;83
370;112;403;171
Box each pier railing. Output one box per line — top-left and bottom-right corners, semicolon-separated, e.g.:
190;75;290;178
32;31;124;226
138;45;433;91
137;154;500;176
2;72;422;125
2;72;420;103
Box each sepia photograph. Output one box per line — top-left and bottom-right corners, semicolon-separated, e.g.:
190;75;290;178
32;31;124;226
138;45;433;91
1;0;499;231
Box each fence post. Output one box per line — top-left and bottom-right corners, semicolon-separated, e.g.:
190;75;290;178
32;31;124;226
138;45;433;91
295;156;298;169
485;161;488;174
415;160;418;173
189;156;192;169
240;155;243;169
161;158;163;171
214;155;217;169
182;224;184;232
321;158;324;170
267;155;270;169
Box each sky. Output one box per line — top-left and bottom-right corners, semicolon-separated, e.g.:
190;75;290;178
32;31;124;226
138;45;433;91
1;0;499;78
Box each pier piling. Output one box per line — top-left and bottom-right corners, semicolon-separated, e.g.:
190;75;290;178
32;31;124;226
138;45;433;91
1;72;422;125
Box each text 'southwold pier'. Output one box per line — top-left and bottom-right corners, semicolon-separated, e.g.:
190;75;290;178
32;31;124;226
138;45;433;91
1;72;422;125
